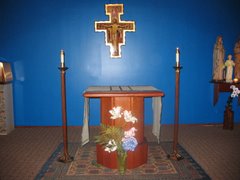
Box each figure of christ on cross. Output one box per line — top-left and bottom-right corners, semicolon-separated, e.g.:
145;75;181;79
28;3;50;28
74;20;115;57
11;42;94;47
95;4;135;58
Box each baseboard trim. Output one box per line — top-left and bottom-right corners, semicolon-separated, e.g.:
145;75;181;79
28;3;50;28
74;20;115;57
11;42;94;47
15;123;240;128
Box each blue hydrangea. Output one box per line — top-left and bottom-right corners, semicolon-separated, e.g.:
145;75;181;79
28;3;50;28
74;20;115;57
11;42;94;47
122;137;138;151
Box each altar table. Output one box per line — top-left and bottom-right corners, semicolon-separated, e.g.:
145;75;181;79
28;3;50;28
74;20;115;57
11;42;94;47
81;86;164;169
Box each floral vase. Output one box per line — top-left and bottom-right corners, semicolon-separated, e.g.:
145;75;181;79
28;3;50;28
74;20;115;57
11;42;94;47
223;106;234;130
117;151;127;175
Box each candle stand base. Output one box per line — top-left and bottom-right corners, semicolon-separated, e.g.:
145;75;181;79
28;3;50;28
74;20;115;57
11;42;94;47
58;153;74;163
167;151;184;161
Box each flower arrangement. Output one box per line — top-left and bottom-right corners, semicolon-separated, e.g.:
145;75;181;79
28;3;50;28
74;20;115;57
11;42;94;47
95;106;138;174
226;85;240;108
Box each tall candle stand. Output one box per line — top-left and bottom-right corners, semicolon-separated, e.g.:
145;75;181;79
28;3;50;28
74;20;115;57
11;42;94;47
167;65;184;161
58;66;73;163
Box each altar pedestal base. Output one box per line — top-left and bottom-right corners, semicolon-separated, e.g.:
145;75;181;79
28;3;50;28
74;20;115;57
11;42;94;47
96;138;148;169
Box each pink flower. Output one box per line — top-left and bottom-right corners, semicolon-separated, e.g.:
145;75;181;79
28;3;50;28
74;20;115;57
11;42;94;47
124;127;137;138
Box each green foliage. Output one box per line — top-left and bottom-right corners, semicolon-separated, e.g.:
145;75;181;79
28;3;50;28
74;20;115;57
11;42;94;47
95;124;124;148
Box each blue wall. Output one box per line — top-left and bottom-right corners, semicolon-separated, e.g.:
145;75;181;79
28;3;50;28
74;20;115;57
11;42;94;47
0;0;239;126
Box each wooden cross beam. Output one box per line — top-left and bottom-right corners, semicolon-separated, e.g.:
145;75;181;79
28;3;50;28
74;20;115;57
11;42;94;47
95;4;135;58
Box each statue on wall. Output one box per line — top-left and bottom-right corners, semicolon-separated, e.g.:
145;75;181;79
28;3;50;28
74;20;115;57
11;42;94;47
234;38;240;80
213;36;225;81
224;54;235;83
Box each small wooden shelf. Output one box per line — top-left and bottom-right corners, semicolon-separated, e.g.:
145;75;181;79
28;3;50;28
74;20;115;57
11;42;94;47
210;80;240;106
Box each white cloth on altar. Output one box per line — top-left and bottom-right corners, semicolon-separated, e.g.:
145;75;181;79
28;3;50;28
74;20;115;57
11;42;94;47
152;97;162;143
81;86;163;146
81;97;89;146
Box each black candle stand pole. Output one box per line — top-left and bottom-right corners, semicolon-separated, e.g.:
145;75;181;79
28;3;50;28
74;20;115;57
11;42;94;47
58;66;73;163
167;65;184;161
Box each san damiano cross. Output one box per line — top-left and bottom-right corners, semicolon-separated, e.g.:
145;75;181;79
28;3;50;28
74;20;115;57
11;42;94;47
95;4;135;58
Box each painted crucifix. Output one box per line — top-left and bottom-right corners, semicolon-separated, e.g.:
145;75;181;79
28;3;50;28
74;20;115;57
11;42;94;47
95;4;135;58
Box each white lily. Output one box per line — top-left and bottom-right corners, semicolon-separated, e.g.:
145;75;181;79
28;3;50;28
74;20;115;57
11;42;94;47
123;110;138;123
104;139;117;152
109;106;122;119
230;85;240;98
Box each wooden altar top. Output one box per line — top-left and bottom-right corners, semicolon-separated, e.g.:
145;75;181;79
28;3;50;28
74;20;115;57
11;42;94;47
83;86;164;98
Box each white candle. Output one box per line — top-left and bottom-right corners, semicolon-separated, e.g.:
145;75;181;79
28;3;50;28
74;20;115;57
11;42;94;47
176;47;180;67
60;49;65;67
0;62;3;81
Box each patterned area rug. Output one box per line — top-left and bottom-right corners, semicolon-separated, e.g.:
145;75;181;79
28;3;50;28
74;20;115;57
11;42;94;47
35;142;210;180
